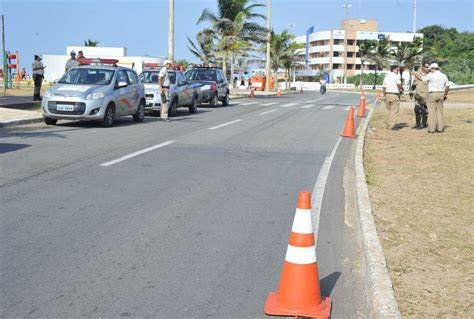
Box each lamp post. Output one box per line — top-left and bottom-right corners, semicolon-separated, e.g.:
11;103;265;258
265;0;271;92
167;0;174;60
341;3;351;85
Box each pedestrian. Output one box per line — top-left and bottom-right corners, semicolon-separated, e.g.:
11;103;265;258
158;60;172;122
409;62;430;129
382;65;404;130
20;67;27;79
65;50;80;72
77;50;85;60
32;54;46;101
411;63;449;133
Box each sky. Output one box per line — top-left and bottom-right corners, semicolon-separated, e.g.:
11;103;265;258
1;0;473;73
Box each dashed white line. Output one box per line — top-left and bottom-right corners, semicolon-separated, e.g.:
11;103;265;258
302;104;316;109
240;101;258;106
208;119;243;130
280;102;297;108
262;102;277;106
260;109;278;115
322;105;336;110
99;141;174;167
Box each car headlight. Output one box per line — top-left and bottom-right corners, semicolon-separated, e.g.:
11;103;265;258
86;92;105;100
44;90;53;98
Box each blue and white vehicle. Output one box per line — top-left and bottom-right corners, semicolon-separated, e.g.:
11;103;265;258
41;58;146;127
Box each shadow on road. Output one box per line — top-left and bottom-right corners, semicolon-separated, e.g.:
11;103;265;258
0;143;31;154
320;271;341;297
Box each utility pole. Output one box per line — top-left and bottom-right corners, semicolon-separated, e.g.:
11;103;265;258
341;3;351;85
168;0;174;60
265;0;271;92
413;0;417;35
2;15;6;95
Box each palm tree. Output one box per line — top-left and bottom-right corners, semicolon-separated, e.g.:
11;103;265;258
388;36;424;85
370;37;391;88
187;32;216;64
281;43;304;89
84;39;100;47
357;40;377;88
197;0;267;84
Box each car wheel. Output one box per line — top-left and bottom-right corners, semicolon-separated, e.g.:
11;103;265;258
133;100;145;122
222;92;230;106
189;97;198;113
103;104;115;127
169;99;178;117
209;94;218;107
44;117;57;125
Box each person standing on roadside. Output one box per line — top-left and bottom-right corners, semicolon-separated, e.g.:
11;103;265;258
382;65;404;129
65;50;80;72
32;54;46;101
411;63;449;133
410;62;430;129
158;60;172;122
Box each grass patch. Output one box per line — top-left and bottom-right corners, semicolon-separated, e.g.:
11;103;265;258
365;106;474;317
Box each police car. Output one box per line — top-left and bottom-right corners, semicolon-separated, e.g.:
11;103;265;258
140;63;200;116
41;58;146;127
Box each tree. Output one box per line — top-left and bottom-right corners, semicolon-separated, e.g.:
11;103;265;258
281;43;304;89
357;40;377;88
84;39;100;47
388;36;424;85
175;59;191;70
197;0;267;85
369;37;392;89
187;32;216;64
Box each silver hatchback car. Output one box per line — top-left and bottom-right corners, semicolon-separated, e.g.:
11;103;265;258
42;61;145;127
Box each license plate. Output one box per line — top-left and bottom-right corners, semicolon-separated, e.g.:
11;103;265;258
57;104;74;111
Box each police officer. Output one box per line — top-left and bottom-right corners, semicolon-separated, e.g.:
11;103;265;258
158;60;172;122
410;62;430;129
382;65;404;129
411;63;449;133
32;54;46;101
65;50;80;72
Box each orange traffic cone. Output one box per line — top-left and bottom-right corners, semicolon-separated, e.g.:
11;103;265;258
341;107;355;138
356;96;366;118
277;88;282;97
264;192;332;319
250;88;256;98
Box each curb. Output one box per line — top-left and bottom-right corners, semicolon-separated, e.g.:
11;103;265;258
0;116;43;128
355;102;402;318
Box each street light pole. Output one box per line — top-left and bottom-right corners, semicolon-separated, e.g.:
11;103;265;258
341;3;351;85
413;0;417;35
265;0;271;92
168;0;174;60
2;15;6;95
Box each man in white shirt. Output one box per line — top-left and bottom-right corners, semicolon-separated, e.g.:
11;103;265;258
411;63;449;133
382;65;404;129
65;50;80;73
159;60;172;122
32;54;46;101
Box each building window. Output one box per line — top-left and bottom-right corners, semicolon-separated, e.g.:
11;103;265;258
347;52;354;57
333;64;340;69
368;65;376;70
333;52;340;57
347;39;355;45
347;64;354;70
356;64;361;70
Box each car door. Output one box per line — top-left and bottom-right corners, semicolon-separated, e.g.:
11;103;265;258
114;70;133;116
176;72;190;105
126;70;141;114
216;71;226;98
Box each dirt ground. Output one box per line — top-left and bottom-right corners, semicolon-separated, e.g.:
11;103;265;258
446;88;474;103
364;106;473;317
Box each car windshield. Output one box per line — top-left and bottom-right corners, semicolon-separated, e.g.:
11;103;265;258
140;71;176;84
185;70;216;82
58;68;114;85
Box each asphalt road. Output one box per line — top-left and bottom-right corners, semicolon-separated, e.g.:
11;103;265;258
1;91;368;318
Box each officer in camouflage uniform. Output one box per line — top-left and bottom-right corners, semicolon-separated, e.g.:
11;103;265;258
410;62;430;129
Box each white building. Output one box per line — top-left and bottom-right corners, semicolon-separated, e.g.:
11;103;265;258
295;19;423;83
42;46;164;82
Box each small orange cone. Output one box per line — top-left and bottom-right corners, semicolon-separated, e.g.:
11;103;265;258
264;192;332;318
356;96;366;118
277;88;282;97
249;88;256;98
341;107;355;138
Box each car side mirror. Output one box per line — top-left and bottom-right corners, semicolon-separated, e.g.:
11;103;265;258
116;81;128;88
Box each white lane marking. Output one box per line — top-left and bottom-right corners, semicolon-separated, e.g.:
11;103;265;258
323;105;336;110
240;101;258;106
262;102;277;106
208;119;243;130
302;104;316;109
308;98;325;102
280;102;297;108
311;136;342;246
260;109;278;115
99;141;174;167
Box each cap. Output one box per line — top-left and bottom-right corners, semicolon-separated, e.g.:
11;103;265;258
70;50;77;55
34;54;42;60
163;59;173;65
429;63;439;69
